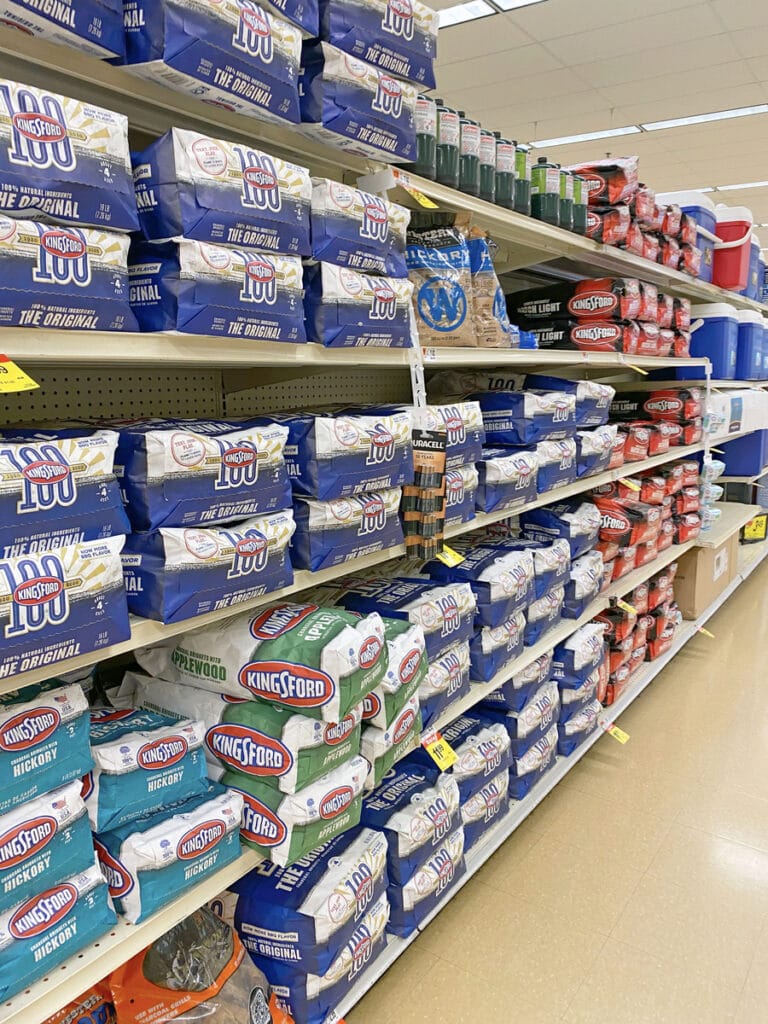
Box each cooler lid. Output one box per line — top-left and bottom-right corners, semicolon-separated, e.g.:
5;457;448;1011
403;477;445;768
690;302;739;319
656;190;716;213
736;310;765;325
715;204;753;223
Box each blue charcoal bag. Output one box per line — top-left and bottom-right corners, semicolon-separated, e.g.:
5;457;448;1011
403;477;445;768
475;447;538;514
133;128;311;254
0;779;94;913
0;857;116;1002
115;417;292;532
422;544;534;628
417;640;471;729
444;466;477;527
0;427;130;558
386;827;465;937
469;611;526;683
575;425;616;478
461;770;509;851
478;650;554;714
0;79;137;229
304;262;412;348
523;586;564;646
520;500;601;559
407;712;511;803
129;239;306;342
122;0;302;125
94;783;243;923
310;178;409;276
552;623;605;686
0;538;129;681
508;724;557;800
121;510;295;623
300;42;417;163
0;217;137;331
0;0;124;57
470;390;577;446
473;537;570;600
524;375;614;428
232;826;389;975
320;0;438;88
562;551;602;619
292;489;403;571
530;439;578;494
84;709;210;833
557;699;600;756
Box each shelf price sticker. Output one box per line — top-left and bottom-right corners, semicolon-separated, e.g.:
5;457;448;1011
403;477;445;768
324;1012;346;1024
436;544;465;568
0;355;38;393
393;169;440;209
619;478;641;492
603;722;630;744
698;627;715;639
422;729;458;771
616;598;638;615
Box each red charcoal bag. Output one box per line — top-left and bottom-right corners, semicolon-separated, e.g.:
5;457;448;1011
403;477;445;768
594;496;662;546
605;662;632;705
632;184;657;225
612;545;638;580
642;231;660;263
594;604;637;643
631;582;649;615
567;157;639;206
679;213;698;246
656;293;674;329
673;486;701;515
586;205;631;245
658;519;675;550
680;244;702;277
677;460;700;488
635;538;659;568
662;205;682;237
674;512;702;543
620;423;650;462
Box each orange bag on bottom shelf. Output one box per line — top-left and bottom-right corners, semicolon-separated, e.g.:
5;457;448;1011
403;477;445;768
43;984;115;1024
109;908;290;1024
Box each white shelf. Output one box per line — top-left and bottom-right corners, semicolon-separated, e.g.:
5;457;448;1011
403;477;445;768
720;472;768;484
421;349;710;371
0;847;263;1024
698;502;762;548
0;331;414;368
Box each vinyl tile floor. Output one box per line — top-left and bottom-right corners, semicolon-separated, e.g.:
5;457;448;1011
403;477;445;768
346;556;768;1024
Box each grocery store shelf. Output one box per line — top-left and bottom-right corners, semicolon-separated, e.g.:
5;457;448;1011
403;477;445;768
421;349;710;371
720;471;768;484
446;441;706;539
738;539;768;577
0;331;414;368
0;847;263;1024
333;536;768;1023
698;502;762;547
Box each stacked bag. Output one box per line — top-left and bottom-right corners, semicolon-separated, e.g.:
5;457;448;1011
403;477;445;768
552;622;604;755
609;387;704;463
565;157;703;278
510;276;692;358
0;681;115;1001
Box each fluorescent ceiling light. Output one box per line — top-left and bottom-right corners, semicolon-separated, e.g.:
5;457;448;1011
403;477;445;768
494;0;549;10
438;0;495;27
530;125;641;148
718;180;768;191
642;104;768;132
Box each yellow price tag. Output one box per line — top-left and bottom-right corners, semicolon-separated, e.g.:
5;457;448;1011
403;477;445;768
435;544;465;568
743;515;767;541
401;183;439;209
627;364;649;376
606;724;630;744
698;627;715;639
619;477;641;491
421;730;458;771
617;598;637;615
0;355;39;393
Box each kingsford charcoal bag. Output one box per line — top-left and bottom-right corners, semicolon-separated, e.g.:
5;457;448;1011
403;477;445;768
469;611;526;683
509;722;557;800
362;617;427;731
124;672;364;794
0;0;124;57
0;780;94;913
418;639;470;728
129;239;306;342
136;603;387;724
320;0;439;88
461;770;509;850
133;128;311;254
524;375;615;428
360;694;421;791
275;409;413;500
476;448;538;514
95;783;243;922
479;650;553;714
0;79;137;229
386;827;465;937
232;825;388;974
411;403;485;471
115;417;291;531
0;428;129;558
472;390;577;445
226;754;368;865
423;544;534;627
0;216;137;331
300;42;418;163
0;537;129;679
292;488;403;572
444;464;478;526
121;510;296;623
410;712;511;803
310;179;409;276
122;0;302;125
304;263;413;348
85;709;209;833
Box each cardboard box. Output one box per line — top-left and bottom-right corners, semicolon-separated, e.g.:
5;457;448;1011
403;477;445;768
674;533;739;619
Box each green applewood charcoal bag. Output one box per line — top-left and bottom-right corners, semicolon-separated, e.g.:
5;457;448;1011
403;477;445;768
136;602;387;724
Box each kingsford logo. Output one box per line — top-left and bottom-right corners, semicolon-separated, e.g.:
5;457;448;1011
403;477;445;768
206;723;292;775
11;112;66;144
137;736;188;770
383;0;414;40
582;172;605;194
319;786;354;819
573;324;621;343
178;821;226;860
324;715;356;745
241;5;269;34
41;230;86;260
246;258;275;283
399;648;422;685
95;841;133;899
240;794;287;846
13;576;63;606
646;398;682;414
568;292;616;316
363;692;381;719
251;604;317;639
235;535;267;558
21;460;70;486
372;281;395;303
366;424;396;465
238;661;334;707
0;707;60;751
359;635;383;669
601;513;630;533
393;708;416;744
0;817;56;868
438;595;460;635
222;446;257;468
9;883;77;939
364;202;388;224
243;167;276;189
440;406;466;446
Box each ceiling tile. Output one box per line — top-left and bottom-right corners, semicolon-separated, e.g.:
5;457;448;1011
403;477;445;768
615;85;768;126
573;35;741;89
601;62;757;108
508;0;701;43
711;0;768;32
730;26;768;60
435;43;565;92
437;13;532;64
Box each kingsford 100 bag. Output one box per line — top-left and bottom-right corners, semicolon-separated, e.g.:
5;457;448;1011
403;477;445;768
136;602;387;724
304;263;413;348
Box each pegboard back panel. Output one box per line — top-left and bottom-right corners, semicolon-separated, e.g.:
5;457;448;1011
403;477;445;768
226;368;414;416
1;370;223;426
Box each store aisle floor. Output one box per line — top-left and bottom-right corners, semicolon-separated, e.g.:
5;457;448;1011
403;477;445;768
347;556;768;1024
